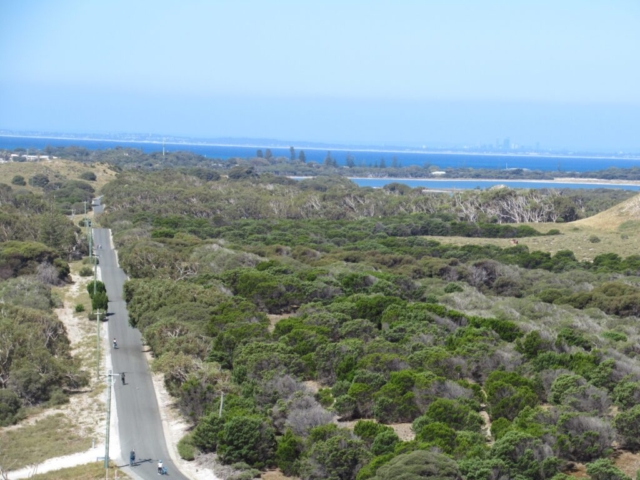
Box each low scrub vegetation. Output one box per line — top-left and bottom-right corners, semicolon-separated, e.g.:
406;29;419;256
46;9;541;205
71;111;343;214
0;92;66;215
96;170;640;478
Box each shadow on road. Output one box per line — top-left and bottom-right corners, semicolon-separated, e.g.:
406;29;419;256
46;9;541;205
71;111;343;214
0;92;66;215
127;458;153;467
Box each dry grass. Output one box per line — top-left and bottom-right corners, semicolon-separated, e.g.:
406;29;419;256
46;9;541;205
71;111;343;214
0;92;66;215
615;450;640;477
566;463;589;478
28;461;129;479
0;414;91;471
0;159;116;193
428;193;640;261
267;313;294;333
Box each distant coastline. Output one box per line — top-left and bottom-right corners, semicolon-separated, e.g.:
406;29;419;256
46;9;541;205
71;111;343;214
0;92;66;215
348;177;640;187
1;133;638;161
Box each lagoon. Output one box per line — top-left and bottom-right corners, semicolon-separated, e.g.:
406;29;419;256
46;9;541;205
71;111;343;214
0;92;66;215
349;178;640;191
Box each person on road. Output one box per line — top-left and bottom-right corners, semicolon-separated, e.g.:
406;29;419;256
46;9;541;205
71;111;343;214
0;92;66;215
113;338;117;349
129;449;135;465
157;459;164;475
121;372;126;385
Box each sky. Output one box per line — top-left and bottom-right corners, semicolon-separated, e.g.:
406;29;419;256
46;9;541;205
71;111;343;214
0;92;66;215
1;1;639;150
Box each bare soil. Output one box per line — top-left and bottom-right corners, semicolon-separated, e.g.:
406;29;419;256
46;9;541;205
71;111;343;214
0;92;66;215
615;450;640;477
267;313;294;333
335;418;416;442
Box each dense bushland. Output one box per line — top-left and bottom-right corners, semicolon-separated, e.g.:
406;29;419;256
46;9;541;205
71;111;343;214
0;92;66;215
100;171;640;478
99;169;630;226
0;184;90;423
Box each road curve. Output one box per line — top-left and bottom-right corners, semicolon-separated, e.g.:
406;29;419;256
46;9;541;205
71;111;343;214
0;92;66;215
93;202;189;480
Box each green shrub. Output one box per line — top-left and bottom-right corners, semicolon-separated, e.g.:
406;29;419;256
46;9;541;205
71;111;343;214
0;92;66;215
177;433;196;461
86;280;106;297
602;331;627;342
491;417;512;440
79;266;94;277
556;413;613;462
0;389;23;426
417;398;483;432
491;431;561;479
614;405;640;450
301;428;370;480
588;235;601;243
75;304;85;313
613;381;640;409
414;422;457;453
275;429;302;476
79;171;97;181
192;413;225;451
371;430;400;456
372;450;461;480
11;175;26;186
29;173;49;187
586;458;630;480
444;283;463;293
92;291;108;311
315;388;334;408
218;416;276;468
354;420;389;444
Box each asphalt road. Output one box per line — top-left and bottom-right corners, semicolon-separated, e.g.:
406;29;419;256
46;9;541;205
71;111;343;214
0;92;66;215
93;197;189;480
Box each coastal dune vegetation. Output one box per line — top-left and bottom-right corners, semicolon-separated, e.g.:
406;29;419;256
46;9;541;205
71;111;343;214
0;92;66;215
4;153;640;478
95;167;640;479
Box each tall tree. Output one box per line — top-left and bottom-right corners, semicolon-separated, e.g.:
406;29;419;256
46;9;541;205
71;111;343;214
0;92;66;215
380;158;387;168
324;151;335;167
265;149;273;160
391;156;399;168
256;149;264;158
289;146;296;161
298;150;306;163
346;154;355;168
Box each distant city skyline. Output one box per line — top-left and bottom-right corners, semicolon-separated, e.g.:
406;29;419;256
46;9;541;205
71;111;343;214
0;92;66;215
1;1;639;150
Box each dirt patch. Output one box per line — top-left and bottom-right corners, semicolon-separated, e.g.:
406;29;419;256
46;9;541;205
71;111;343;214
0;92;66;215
303;380;322;394
335;418;415;442
615;450;640;477
388;423;415;442
55;273;91;351
479;411;493;445
268;313;294;333
565;462;589;478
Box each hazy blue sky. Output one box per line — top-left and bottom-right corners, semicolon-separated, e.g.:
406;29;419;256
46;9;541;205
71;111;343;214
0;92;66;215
1;1;639;150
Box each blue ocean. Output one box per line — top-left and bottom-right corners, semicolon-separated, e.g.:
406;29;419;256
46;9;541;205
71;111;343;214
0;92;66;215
2;135;639;172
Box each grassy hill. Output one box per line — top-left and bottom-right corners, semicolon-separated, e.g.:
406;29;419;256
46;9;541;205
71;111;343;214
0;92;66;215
0;159;117;194
431;192;640;261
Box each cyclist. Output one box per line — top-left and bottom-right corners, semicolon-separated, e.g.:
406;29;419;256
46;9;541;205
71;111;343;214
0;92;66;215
113;338;117;349
129;449;135;465
121;372;126;385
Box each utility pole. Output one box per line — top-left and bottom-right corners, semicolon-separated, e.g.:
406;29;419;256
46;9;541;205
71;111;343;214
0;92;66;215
84;201;93;265
93;254;99;304
219;391;224;418
89;219;93;265
104;371;119;473
96;310;101;378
